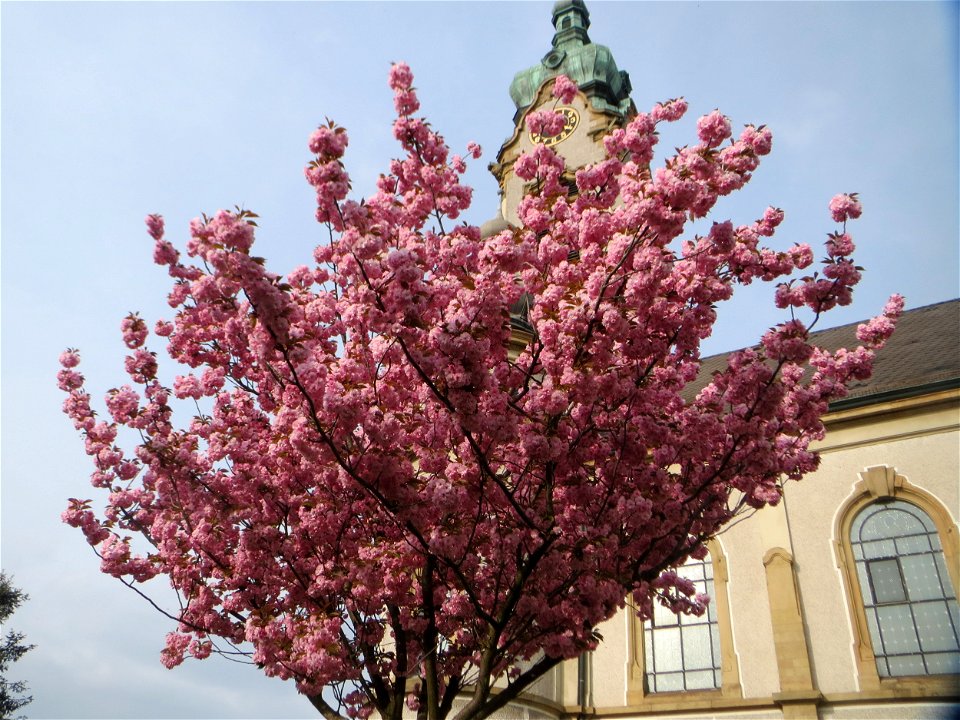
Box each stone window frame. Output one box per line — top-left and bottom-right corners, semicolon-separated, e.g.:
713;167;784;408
834;465;960;692
626;538;742;706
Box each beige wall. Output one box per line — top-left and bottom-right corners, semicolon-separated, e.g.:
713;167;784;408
820;703;959;720
787;395;959;696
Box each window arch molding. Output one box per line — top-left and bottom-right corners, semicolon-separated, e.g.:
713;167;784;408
834;465;959;690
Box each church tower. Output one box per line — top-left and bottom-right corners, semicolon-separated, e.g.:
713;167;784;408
489;0;635;228
483;0;635;359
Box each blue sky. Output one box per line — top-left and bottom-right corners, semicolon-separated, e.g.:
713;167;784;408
2;2;957;718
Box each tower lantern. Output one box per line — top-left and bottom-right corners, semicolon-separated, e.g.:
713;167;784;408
507;0;634;123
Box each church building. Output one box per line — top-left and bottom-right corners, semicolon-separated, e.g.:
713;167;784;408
482;3;960;718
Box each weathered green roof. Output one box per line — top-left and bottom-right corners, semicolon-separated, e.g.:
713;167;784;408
509;0;633;119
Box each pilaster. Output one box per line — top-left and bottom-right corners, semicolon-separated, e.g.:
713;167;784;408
763;547;821;720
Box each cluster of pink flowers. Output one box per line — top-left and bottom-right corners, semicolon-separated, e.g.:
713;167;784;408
59;64;900;720
552;74;578;104
120;313;148;349
696;109;733;147
829;192;863;223
526;109;567;138
651;97;688;123
772;195;878;314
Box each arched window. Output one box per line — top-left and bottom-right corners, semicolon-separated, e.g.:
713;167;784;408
835;465;960;690
643;554;722;692
850;499;960;677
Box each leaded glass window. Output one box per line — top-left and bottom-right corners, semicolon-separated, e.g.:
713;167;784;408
643;555;722;693
851;500;960;677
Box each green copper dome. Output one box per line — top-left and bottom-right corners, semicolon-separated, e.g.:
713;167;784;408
509;0;633;120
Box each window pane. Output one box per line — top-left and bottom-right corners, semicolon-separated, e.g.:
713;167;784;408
935;554;952;588
652;672;683;693
913;602;960;652
856;562;872;600
681;625;712;668
872;508;927;538
679;562;706;583
886;653;926;676
685;670;715;690
924;652;960;675
876;604;921;654
653;627;682;672
861;538;896;559
867;558;907;603
866;607;885;656
653;600;678;627
895;533;931;555
900;554;944;601
710;617;722;662
705;579;717;622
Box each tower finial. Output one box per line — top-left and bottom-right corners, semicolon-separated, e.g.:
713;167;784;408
552;0;591;48
507;0;633;119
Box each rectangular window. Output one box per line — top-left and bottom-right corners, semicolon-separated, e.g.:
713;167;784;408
643;556;722;693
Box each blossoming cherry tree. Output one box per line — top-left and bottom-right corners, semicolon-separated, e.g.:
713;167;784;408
59;68;901;720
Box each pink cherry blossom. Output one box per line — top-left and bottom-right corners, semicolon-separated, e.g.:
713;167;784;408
696;110;733;147
651;97;688;122
308;125;349;157
525;109;566;138
120;313;148;349
740;124;773;155
105;385;140;423
59;349;81;368
825;232;856;257
552;74;578;104
145;214;165;240
829;192;863;223
388;62;414;91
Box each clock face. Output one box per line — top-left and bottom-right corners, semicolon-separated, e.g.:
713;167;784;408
528;107;580;147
